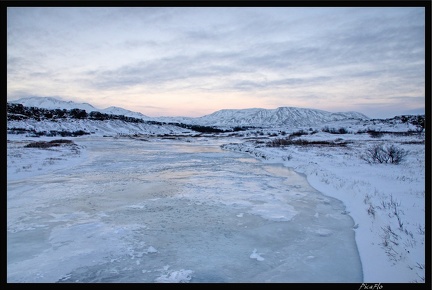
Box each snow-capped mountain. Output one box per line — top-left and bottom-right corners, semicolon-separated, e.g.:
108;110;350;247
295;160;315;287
9;96;371;131
9;97;153;120
193;107;369;127
100;106;151;120
10;97;99;113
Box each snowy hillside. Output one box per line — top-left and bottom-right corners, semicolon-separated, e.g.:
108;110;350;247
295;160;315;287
11;97;426;141
6;102;227;137
7;118;196;137
10;97;99;113
9;97;369;129
193;107;369;127
10;97;152;120
100;106;151;120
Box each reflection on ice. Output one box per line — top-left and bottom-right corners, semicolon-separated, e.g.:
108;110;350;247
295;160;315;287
7;137;363;282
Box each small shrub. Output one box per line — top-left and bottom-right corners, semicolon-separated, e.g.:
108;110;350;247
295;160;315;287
385;144;408;164
49;139;74;144
25;139;76;149
338;127;349;134
361;144;408;164
289;130;308;138
268;138;292;147
232;126;244;132
266;138;347;147
25;141;55;148
322;126;331;133
367;130;384;138
362;144;388;163
322;126;349;134
368;204;376;218
282;154;292;161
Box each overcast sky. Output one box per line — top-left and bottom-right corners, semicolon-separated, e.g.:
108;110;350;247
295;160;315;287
7;7;425;118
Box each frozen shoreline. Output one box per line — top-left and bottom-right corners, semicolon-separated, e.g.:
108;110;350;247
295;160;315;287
221;133;425;283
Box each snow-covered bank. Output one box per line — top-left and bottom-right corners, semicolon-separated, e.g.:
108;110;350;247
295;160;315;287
7;135;88;182
221;131;425;282
7;118;196;137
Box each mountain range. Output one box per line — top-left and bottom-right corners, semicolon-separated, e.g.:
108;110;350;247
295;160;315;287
9;97;369;128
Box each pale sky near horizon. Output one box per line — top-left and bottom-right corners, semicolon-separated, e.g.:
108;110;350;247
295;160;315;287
7;7;426;118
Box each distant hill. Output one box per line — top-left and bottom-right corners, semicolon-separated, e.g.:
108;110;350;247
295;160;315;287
9;97;99;113
10;97;152;120
100;106;151;120
192;107;369;127
10;97;369;128
8;97;425;138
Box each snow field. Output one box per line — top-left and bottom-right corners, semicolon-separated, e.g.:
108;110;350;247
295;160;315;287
221;129;425;282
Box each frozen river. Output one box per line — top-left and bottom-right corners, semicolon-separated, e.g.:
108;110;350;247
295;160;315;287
7;136;362;282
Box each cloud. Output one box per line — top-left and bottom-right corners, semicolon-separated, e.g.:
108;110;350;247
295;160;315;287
84;50;249;90
6;7;425;117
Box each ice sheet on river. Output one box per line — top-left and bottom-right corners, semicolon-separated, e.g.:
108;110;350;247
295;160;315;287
7;137;363;282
